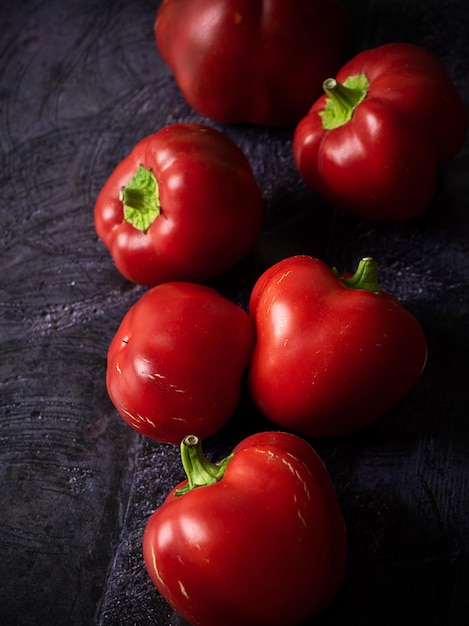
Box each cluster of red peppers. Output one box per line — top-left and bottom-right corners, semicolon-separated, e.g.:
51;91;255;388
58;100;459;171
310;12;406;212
93;2;466;625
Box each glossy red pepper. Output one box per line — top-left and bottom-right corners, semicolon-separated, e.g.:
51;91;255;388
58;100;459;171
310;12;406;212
293;43;467;221
143;432;347;626
248;255;428;438
94;123;263;286
155;0;352;126
106;282;255;444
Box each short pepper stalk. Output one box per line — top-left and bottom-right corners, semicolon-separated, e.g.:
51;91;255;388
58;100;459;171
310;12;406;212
293;42;467;221
175;435;233;496
119;164;161;233
319;74;370;129
334;255;381;294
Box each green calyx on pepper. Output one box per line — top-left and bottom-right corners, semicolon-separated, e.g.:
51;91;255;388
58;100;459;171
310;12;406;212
120;164;161;233
319;73;370;130
175;435;233;497
334;257;381;295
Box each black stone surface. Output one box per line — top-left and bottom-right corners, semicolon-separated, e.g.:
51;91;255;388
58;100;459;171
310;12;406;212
0;1;468;625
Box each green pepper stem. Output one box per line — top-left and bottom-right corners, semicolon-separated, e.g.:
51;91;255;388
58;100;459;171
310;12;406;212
119;164;161;233
337;257;381;294
175;435;233;497
319;73;369;130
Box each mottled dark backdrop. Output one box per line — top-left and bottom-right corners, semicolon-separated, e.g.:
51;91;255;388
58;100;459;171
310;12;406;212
0;1;468;625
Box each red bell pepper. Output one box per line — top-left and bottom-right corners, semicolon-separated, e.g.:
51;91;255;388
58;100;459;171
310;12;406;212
155;0;352;126
106;282;255;444
143;432;347;626
293;43;467;221
94;123;263;286
248;255;428;438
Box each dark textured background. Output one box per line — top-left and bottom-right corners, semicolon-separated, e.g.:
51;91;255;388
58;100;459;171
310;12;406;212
0;1;468;624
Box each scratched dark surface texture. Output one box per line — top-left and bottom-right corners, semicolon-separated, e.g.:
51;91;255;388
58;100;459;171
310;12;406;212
0;0;468;624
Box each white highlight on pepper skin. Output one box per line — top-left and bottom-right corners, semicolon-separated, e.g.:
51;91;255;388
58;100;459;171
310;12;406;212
297;509;307;527
178;580;190;599
150;545;164;587
147;372;167;380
